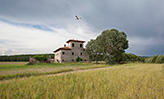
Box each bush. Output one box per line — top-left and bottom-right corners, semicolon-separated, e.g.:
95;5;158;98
26;62;34;65
76;57;82;62
155;55;164;63
34;55;48;63
119;53;145;63
147;55;164;63
147;55;158;63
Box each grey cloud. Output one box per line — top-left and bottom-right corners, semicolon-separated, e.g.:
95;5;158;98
0;0;164;55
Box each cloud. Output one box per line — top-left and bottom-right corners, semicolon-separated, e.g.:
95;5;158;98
0;18;54;32
127;36;164;56
0;0;164;56
1;48;13;55
0;20;96;55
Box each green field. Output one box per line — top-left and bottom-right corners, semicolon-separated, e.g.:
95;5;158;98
0;63;164;98
0;62;108;80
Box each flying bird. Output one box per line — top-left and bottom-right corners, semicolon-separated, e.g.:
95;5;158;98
75;15;81;20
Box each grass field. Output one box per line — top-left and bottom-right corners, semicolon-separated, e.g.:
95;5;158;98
0;62;108;80
0;63;164;98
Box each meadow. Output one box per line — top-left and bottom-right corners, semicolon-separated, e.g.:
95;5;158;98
0;62;108;80
0;63;164;98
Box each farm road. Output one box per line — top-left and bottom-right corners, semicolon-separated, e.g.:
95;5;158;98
48;66;113;76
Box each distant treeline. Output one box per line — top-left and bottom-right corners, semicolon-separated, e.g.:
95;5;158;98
0;54;54;61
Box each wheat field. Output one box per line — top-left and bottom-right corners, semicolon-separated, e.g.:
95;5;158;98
0;63;164;98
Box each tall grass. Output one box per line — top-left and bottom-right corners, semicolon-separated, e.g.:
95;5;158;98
0;62;108;80
0;64;164;98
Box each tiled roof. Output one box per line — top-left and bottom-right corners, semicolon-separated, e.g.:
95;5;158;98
66;39;85;43
54;47;71;53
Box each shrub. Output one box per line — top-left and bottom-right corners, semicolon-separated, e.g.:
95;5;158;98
119;53;145;63
34;55;48;63
155;55;164;63
76;57;82;62
147;55;158;63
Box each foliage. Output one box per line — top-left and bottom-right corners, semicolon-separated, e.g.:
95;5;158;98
146;55;158;63
147;55;164;63
86;29;129;64
34;55;48;62
76;57;82;62
120;53;145;63
97;29;129;64
0;54;54;62
155;55;164;63
0;64;164;98
86;39;102;63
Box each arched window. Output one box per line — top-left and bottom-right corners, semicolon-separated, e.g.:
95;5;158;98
72;52;74;55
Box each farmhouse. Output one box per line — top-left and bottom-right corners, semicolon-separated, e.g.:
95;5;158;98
54;39;89;63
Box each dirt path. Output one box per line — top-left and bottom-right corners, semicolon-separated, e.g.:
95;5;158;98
48;66;112;76
0;66;112;84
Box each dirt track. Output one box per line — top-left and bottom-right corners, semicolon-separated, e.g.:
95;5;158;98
0;66;112;84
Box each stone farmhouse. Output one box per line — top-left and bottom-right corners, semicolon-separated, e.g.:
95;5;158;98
54;39;89;63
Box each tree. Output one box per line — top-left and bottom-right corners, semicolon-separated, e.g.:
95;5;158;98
120;53;145;63
86;39;102;64
147;55;158;63
34;55;48;62
96;29;129;64
155;55;164;63
86;29;129;64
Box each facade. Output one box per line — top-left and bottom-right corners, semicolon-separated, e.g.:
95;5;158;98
54;39;89;63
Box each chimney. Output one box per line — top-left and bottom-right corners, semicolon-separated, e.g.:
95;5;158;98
64;44;66;47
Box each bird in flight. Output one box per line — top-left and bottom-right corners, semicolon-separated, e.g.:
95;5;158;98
75;15;81;20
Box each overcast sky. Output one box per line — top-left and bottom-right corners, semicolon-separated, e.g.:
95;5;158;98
0;0;164;56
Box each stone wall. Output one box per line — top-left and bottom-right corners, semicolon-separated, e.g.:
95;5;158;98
54;50;62;63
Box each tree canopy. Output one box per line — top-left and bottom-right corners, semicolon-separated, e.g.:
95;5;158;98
86;29;129;64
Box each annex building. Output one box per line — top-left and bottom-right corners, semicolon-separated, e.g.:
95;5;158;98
54;39;89;63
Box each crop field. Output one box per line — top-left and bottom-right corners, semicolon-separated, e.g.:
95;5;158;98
0;62;107;80
0;63;164;98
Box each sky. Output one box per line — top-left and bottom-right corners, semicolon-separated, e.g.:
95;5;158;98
0;0;164;56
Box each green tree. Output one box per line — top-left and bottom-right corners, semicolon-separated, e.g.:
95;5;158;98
155;55;164;63
147;55;158;63
34;55;48;62
86;39;102;64
96;29;129;64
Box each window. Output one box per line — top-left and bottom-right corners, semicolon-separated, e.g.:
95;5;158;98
62;59;64;62
81;59;83;61
72;59;74;62
72;52;74;55
62;52;65;55
72;43;74;47
80;52;82;55
80;44;82;48
85;59;87;61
